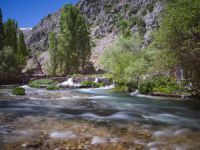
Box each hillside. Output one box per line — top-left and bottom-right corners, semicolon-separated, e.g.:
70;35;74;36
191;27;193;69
24;0;164;72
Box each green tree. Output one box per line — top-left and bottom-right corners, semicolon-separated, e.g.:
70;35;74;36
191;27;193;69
4;19;18;52
154;0;200;96
58;4;91;75
77;15;91;73
48;32;59;76
17;31;28;70
101;33;150;84
0;46;19;75
0;8;4;50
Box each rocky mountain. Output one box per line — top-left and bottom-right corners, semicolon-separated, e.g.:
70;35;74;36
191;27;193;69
24;0;164;72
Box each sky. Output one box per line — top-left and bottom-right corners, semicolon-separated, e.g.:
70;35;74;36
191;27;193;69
0;0;79;28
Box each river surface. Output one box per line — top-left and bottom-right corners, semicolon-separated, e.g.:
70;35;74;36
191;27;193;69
0;86;200;150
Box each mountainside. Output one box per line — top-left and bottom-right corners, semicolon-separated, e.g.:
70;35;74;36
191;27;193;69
24;0;164;72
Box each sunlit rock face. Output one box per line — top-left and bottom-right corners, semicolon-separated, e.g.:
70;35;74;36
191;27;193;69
23;0;164;71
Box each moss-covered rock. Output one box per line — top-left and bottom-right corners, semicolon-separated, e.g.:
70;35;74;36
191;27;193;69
29;79;58;88
12;87;25;95
46;85;60;90
81;81;101;88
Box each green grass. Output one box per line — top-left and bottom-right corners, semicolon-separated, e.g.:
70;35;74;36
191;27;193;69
46;85;60;90
12;87;25;95
29;79;58;88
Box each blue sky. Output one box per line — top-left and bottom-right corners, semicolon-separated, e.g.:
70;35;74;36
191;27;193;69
0;0;79;28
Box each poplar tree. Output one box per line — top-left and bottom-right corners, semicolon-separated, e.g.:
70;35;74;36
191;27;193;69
17;31;27;68
0;8;4;50
4;19;18;52
48;32;59;76
77;15;91;73
58;4;91;74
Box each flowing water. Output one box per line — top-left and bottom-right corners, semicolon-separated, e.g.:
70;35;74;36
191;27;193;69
0;86;200;149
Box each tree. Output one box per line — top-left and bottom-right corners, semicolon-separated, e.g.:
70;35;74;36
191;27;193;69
4;19;18;52
58;4;91;75
17;31;27;68
0;46;19;75
101;33;150;84
48;32;59;76
0;10;28;76
0;8;4;50
154;0;200;96
77;15;91;73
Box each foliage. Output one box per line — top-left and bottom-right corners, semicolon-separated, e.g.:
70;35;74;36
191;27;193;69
147;3;154;12
154;0;200;96
119;19;131;37
12;87;25;95
0;9;28;76
58;4;91;75
138;79;155;94
0;8;4;50
0;46;19;75
4;19;18;51
29;79;58;88
81;81;101;88
136;18;146;36
101;33;154;84
114;85;129;92
46;85;60;90
17;31;28;69
139;76;189;95
48;32;59;76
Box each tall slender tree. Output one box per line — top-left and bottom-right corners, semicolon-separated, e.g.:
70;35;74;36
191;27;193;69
17;31;27;68
48;32;59;76
4;19;18;52
77;15;91;73
0;8;4;50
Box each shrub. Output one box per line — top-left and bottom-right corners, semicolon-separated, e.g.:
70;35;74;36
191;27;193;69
12;87;25;95
46;85;59;90
81;81;101;88
138;79;155;94
114;85;129;92
136;18;146;36
126;80;139;92
29;79;58;88
147;3;154;12
152;76;189;94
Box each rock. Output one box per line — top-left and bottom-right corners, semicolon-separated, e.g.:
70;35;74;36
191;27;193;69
174;128;191;136
91;136;109;145
21;140;42;148
21;142;28;147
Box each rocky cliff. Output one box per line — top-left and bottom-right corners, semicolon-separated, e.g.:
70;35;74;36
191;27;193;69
24;0;164;72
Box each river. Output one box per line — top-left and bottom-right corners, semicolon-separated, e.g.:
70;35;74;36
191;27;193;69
0;86;200;150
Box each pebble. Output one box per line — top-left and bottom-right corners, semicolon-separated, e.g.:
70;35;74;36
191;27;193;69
21;143;28;147
81;129;86;132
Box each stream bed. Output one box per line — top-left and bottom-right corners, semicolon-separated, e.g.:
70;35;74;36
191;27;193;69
0;86;200;150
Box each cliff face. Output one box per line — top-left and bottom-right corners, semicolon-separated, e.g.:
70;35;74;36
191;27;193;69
24;0;164;72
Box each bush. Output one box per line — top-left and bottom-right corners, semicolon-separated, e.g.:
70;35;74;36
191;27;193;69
12;87;25;95
138;79;155;94
114;85;129;92
152;76;188;94
81;81;101;88
29;79;58;88
147;3;154;12
46;85;60;90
